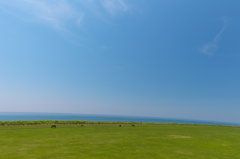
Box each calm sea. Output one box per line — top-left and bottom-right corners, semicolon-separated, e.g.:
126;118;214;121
0;112;239;126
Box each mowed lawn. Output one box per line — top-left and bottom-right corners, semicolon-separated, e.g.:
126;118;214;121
0;124;240;159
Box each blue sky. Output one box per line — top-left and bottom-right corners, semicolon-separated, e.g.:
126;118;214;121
0;0;240;123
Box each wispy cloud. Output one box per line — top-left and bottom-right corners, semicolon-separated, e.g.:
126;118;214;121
0;0;84;31
0;0;131;32
201;17;229;56
100;0;128;16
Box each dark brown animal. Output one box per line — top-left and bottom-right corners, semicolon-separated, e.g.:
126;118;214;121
51;125;57;128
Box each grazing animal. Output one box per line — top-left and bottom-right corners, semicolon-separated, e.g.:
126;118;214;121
119;124;122;127
132;124;135;127
51;125;57;128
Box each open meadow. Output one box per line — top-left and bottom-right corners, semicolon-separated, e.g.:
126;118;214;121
0;123;240;159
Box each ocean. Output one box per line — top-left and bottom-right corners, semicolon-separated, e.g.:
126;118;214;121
0;112;238;126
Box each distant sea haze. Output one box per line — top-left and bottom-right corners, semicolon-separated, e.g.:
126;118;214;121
0;112;239;126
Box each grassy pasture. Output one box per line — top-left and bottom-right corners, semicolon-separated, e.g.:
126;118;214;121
0;123;239;159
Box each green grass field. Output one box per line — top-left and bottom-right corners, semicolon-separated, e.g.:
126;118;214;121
0;124;240;159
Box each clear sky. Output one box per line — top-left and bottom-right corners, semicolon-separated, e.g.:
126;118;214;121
0;0;240;123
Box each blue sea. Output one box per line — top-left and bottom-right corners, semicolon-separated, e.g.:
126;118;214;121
0;112;239;126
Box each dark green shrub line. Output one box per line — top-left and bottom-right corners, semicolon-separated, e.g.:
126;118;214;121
0;120;238;127
0;120;142;126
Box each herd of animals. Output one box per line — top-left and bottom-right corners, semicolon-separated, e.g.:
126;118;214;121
50;124;136;128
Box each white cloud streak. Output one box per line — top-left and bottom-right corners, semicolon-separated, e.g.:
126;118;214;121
201;17;229;56
101;0;128;16
0;0;130;32
0;0;84;31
